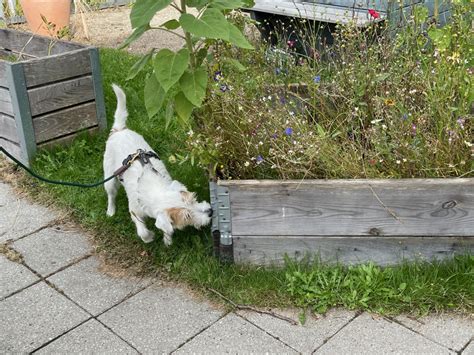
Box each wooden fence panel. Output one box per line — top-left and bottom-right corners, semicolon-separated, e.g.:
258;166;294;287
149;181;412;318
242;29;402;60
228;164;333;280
0;113;18;142
222;179;474;237
22;48;92;87
32;102;98;143
28;76;94;116
234;235;474;266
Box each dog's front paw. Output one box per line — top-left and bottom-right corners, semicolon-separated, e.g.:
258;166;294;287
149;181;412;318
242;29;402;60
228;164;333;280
106;205;116;217
140;231;155;243
163;233;173;246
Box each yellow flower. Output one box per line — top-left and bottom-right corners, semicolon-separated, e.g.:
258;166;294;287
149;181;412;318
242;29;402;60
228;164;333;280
384;98;395;106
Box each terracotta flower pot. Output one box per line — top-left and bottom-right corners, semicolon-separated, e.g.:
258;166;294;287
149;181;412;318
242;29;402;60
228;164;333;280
20;0;71;37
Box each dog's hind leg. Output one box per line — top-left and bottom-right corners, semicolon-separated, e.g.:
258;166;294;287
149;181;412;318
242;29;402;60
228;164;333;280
130;210;155;243
105;178;120;217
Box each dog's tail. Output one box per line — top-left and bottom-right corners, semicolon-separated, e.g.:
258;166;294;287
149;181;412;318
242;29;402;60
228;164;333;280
111;84;128;131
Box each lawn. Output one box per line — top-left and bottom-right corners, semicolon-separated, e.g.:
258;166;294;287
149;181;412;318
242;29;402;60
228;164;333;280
3;45;472;316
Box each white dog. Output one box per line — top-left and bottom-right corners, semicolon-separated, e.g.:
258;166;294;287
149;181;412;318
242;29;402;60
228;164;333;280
103;84;212;245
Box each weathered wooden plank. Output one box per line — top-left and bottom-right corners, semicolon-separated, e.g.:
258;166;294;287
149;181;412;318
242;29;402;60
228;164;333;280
22;48;92;88
0;113;18;142
89;48;107;130
221;179;474;237
0;87;13;115
28;76;95;116
0;29;84;57
5;62;36;165
0;61;6;84
38;126;99;150
0;137;23;164
234;235;474;266
32;102;98;143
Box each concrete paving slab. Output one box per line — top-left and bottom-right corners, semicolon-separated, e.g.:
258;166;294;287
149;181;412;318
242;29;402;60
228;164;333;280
98;284;223;353
0;282;90;353
316;313;454;354
175;313;298;354
0;254;39;299
36;319;138;354
396;314;474;351
462;341;474;354
12;226;92;276
47;256;154;315
0;183;59;243
238;308;355;354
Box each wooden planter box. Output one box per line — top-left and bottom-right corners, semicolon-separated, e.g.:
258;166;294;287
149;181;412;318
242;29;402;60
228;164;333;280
0;29;106;166
210;178;474;266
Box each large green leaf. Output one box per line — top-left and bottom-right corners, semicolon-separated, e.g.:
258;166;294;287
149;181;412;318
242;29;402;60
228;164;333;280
174;92;195;123
228;22;253;49
161;19;180;30
119;25;150;49
179;9;229;40
179;67;208;107
154;48;190;92
144;74;166;118
127;50;154;81
131;0;173;28
210;0;244;10
187;0;209;9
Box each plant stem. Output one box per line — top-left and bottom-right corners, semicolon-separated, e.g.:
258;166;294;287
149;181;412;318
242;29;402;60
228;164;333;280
180;0;196;69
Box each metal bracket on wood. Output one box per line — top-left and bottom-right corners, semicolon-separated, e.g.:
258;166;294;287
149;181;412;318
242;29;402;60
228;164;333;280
210;181;232;245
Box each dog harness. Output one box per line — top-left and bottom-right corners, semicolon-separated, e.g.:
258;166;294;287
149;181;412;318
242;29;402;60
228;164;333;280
113;149;161;181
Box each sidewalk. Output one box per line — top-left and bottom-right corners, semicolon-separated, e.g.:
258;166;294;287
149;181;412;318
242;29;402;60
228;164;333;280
1;181;473;354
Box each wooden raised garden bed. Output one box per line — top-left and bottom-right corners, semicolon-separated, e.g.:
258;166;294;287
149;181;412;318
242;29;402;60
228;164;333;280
0;29;106;166
210;178;474;266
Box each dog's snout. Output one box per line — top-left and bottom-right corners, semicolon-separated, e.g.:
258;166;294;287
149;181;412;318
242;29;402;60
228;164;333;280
207;208;213;217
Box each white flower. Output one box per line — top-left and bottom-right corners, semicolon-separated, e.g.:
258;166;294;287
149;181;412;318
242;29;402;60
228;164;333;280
396;160;401;164
244;161;250;167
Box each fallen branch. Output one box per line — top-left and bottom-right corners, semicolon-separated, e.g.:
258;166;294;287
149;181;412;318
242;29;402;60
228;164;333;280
207;287;298;326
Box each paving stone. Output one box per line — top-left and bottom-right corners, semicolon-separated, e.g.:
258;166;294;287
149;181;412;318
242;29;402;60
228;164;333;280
47;256;153;315
316;313;454;354
0;254;39;299
98;284;222;353
396;314;474;351
12;226;92;276
462;341;474;354
238;308;355;354
175;313;298;354
0;282;89;353
0;183;59;243
36;319;138;354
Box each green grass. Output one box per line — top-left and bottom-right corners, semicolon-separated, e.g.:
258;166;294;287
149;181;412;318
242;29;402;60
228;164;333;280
5;48;472;316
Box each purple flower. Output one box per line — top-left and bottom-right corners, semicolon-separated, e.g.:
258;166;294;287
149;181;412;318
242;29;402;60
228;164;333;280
411;124;417;136
457;117;465;130
287;40;295;48
213;71;223;81
256;155;264;164
284;127;293;136
271;132;278;139
279;96;286;104
402;113;408;120
313;75;321;83
219;83;229;92
275;67;282;75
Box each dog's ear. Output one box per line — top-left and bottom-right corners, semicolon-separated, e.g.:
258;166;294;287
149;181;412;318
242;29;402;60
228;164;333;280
166;207;191;228
180;191;196;204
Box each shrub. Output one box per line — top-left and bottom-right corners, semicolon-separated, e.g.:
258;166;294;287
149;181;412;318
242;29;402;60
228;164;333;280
185;3;473;179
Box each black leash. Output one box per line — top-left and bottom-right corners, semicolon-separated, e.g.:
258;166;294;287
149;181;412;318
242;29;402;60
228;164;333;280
0;146;154;188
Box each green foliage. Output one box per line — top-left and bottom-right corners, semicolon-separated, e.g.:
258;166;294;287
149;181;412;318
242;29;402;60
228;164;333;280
14;48;472;317
185;4;473;179
123;0;253;124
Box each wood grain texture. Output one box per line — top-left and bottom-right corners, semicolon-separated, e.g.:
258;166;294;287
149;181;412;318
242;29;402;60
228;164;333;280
0;61;7;84
22;48;92;88
0;113;18;142
38;126;99;149
0;137;22;163
28;76;94;116
221;179;474;237
234;235;474;266
0;87;13;115
0;29;83;57
32;102;98;143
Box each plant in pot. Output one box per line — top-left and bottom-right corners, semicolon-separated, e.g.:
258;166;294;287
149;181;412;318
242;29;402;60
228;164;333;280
20;0;71;37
